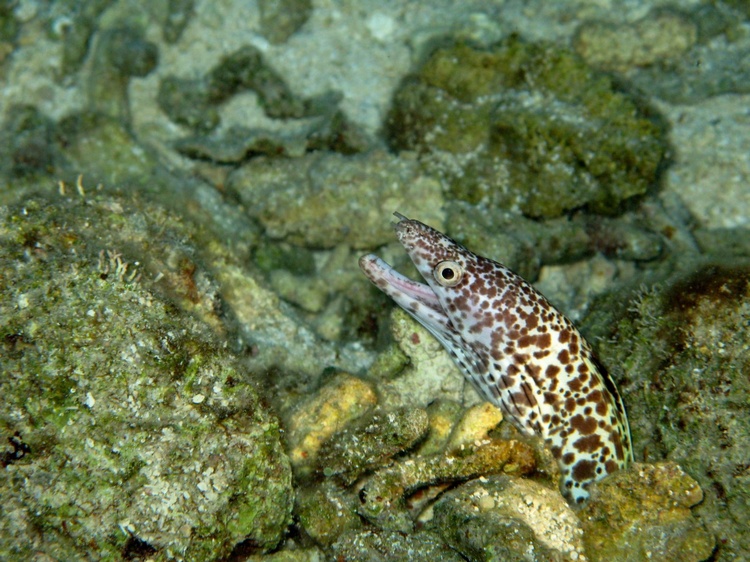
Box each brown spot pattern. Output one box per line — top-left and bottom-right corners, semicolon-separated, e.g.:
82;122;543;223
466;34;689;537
360;215;633;505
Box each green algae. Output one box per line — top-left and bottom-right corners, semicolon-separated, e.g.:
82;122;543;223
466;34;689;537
163;0;195;44
158;44;310;133
0;2;19;45
582;261;750;561
295;480;362;547
206;45;306;117
157;75;221;132
366;343;410;382
0;191;293;560
254;240;316;275
386;37;667;218
0;105;65;187
259;0;312;45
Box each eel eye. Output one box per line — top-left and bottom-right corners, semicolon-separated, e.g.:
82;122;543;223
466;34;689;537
434;261;464;287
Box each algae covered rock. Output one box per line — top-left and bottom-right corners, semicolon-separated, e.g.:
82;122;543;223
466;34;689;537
583;261;750;561
227;149;444;249
331;529;464;561
158;44;304;131
386;37;667;218
430;475;586;561
317;406;429;485
158;44;327;133
86;26;158;121
580;462;714;562
259;0;313;45
283;371;378;479
577;4;750;105
0;105;64;186
295;479;363;548
375;307;474;408
0;191;293;560
358;439;535;533
442;201;663;283
573;9;698;72
285;362;536;552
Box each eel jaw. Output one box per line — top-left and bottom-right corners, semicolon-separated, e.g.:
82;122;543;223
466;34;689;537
359;253;492;404
358;254;453;337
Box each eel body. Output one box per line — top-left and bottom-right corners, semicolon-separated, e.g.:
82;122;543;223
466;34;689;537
359;213;632;504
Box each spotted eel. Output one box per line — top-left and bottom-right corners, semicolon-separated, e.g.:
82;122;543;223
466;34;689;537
359;213;633;504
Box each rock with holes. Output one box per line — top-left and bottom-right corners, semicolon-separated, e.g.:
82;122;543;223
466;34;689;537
385;37;667;218
580;462;714;562
583;261;749;561
430;475;587;561
0;192;293;560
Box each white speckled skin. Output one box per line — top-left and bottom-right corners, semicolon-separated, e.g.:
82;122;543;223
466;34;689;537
360;213;633;504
